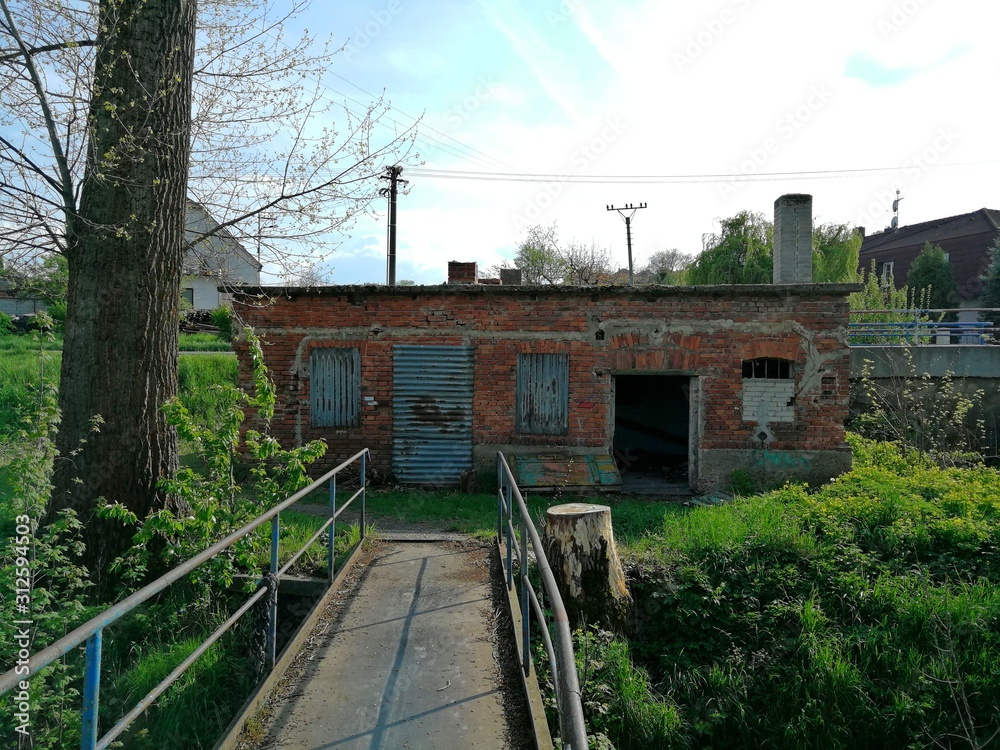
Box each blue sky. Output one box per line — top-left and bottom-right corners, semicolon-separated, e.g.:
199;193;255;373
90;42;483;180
264;0;1000;284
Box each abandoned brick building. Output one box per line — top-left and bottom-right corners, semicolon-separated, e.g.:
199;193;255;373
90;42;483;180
233;194;856;493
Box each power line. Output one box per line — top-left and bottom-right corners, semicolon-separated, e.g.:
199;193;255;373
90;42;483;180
256;28;519;174
408;160;1000;185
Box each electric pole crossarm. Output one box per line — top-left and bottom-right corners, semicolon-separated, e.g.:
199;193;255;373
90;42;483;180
606;202;647;286
379;165;408;286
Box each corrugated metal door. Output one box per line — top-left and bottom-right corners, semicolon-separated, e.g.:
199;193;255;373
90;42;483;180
516;353;569;434
392;345;474;484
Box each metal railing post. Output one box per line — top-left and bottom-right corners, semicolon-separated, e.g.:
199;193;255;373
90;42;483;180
520;517;530;676
81;629;102;750
266;515;280;671
366;452;368;539
505;482;514;590
329;474;337;584
496;455;503;540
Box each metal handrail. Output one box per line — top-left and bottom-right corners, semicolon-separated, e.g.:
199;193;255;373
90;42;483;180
0;448;369;750
496;452;588;750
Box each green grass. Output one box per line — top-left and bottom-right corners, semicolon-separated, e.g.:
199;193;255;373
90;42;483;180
178;332;232;352
611;435;1000;750
299;487;674;541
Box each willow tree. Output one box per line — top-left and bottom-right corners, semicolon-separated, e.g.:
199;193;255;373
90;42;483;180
1;0;414;583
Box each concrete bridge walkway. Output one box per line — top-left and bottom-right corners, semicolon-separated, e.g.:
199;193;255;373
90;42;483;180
254;540;521;750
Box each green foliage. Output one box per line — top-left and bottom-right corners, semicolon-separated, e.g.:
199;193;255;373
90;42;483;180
0;374;94;749
687;211;773;285
0;311;13;334
179;332;233;351
513;223;569;284
978;237;1000;328
211;304;234;342
812;223;862;283
46;299;67;329
0;253;69;304
907;242;960;318
848;262;934;344
103;328;325;589
622;440;1000;749
851;350;985;465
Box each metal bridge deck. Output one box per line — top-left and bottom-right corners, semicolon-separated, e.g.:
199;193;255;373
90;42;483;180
257;540;514;749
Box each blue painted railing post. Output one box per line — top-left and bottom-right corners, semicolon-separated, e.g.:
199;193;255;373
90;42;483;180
266;515;280;671
496;457;503;540
505;482;514;590
329;474;337;584
520;518;530;676
360;451;367;540
81;629;103;750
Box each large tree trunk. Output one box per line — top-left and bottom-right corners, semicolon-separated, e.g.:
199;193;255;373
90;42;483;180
542;503;630;629
48;0;197;590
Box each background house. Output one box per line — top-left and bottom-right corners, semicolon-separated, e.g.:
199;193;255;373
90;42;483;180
183;200;261;310
858;208;1000;319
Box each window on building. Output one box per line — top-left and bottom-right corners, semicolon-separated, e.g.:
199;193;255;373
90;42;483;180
742;357;794;423
878;260;894;286
181;287;194;307
311;348;360;427
516;353;569;434
741;357;791;379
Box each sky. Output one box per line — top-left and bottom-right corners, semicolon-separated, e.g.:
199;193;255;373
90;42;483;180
263;0;1000;285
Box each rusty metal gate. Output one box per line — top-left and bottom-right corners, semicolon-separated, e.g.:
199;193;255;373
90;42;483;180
392;345;474;484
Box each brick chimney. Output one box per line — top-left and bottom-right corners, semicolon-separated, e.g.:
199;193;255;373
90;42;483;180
447;261;478;285
499;268;522;285
773;194;812;284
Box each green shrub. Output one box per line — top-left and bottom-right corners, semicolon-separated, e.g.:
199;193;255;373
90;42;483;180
210;305;233;342
622;441;1000;749
0;311;13;335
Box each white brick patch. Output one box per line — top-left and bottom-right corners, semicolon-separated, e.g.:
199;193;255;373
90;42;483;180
742;379;795;423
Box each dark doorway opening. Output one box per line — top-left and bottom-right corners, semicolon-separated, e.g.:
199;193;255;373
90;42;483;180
613;374;690;492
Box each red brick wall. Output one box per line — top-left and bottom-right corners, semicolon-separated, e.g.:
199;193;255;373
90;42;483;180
234;285;854;482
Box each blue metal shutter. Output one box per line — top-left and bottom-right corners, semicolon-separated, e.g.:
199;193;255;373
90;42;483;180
310;348;360;427
516;353;569;435
392;345;474;484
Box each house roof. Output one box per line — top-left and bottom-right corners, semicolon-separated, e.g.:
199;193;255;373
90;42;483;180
184;199;263;273
859;208;1000;299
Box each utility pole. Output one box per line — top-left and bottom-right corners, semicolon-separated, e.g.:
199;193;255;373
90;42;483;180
379;165;407;285
606;203;647;285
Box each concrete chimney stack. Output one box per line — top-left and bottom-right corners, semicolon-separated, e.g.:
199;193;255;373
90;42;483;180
773;194;813;284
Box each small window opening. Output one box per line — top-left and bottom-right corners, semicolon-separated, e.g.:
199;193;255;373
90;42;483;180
742;357;791;379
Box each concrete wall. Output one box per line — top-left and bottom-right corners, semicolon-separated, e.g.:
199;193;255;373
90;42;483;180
234;284;856;492
850;345;1000;452
851;345;1000;379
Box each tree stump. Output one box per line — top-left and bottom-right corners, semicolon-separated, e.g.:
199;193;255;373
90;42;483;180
542;503;630;629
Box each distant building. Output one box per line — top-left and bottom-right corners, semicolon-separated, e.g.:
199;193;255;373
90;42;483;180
183;200;262;310
858;208;1000;319
0;278;47;316
234;194;858;493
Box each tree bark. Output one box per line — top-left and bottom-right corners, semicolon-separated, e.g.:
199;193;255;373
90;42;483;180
48;0;197;590
542;503;630;629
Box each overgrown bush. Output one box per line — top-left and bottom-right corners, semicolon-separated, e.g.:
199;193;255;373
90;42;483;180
210;305;233;342
621;436;1000;749
851;348;985;466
